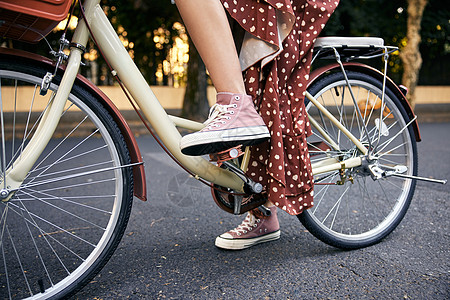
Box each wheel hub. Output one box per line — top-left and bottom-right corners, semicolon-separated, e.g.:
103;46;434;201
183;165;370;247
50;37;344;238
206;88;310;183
0;188;11;202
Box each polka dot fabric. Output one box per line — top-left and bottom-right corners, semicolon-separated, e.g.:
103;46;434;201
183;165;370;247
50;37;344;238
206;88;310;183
221;0;339;215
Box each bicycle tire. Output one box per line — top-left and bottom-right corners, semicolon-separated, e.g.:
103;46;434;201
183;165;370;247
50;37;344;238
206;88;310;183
298;70;417;249
0;58;133;299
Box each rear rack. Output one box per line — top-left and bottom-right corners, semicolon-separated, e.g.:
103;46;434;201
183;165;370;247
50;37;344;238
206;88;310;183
312;37;398;62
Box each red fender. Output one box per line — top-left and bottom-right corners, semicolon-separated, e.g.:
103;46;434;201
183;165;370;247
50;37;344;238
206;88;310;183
0;47;147;201
308;62;421;142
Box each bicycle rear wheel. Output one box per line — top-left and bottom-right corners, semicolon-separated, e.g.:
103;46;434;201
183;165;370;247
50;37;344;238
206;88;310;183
298;70;417;249
0;58;133;299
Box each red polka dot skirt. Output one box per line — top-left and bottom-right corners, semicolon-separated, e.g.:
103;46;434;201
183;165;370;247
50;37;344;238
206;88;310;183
221;0;339;215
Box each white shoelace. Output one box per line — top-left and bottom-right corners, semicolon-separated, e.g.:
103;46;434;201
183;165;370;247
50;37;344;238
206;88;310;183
229;213;260;235
203;103;237;129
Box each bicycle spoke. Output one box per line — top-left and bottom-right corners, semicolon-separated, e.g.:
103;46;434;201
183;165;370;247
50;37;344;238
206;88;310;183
359;176;383;228
329;187;344;231
23;118;96;186
369;120;399;147
28;157;112;181
6;200;86;261
349;86;364;140
6;224;36;297
18;200;55;287
310;130;339;150
15;179;115;214
360;98;394;144
11;194;115;202
374;119;415;156
312;180;334;213
377;159;403;169
301;71;417;249
1;235;12;300
378;153;408;158
6;95;76;174
320;92;339;139
376;141;408;159
8;201;97;248
376;179;391;214
322;185;351;225
5;91;54;171
0;79;6;188
359;88;371;140
10;80;17;170
22;198;72;279
0;62;133;298
368;118;397;146
23;204;70;285
379;176;406;191
14;162;138;192
0;202;8;251
20;190;106;230
338;86;347;145
30;145;110;175
20;85;39;160
4;199;94;278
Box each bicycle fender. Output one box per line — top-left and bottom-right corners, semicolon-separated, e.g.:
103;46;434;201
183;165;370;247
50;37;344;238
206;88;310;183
0;48;147;201
308;62;421;142
75;76;147;201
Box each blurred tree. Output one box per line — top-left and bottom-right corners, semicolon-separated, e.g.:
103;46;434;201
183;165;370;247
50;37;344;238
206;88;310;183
181;38;209;121
109;0;209;119
106;0;181;85
400;0;428;108
417;1;449;86
322;0;408;83
322;0;448;88
2;0;447;114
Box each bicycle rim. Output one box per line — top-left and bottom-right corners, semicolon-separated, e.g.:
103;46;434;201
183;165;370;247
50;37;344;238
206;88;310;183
299;71;417;249
0;64;133;298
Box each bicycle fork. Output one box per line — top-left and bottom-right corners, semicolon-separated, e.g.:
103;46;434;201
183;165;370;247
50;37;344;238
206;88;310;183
0;40;85;202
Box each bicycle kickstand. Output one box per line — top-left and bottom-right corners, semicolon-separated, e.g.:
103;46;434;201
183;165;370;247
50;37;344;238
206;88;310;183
369;164;447;184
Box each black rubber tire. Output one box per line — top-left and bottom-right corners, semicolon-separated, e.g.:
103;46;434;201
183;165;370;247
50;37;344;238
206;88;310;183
0;57;133;299
298;70;417;249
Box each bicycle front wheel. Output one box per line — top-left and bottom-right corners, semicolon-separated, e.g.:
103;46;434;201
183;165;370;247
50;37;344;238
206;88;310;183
0;58;133;299
298;70;417;249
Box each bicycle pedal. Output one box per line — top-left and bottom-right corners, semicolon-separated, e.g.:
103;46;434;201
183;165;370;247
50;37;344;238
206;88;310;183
257;205;272;217
221;160;263;195
209;145;244;163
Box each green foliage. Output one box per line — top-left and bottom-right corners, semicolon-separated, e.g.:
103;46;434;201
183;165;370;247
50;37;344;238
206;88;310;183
324;0;407;39
105;0;181;85
2;0;447;85
322;0;449;85
419;1;449;84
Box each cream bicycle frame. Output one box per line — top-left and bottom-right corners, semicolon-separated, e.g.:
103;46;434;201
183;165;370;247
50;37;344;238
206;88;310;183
4;0;368;194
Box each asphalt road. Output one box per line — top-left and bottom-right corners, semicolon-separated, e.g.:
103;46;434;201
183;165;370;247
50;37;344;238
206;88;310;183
72;122;449;300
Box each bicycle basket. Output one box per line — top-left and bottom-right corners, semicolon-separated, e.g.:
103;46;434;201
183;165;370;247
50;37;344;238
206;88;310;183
0;0;72;43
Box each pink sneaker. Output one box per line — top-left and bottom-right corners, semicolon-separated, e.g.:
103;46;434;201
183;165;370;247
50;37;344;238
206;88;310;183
180;93;270;156
215;206;280;250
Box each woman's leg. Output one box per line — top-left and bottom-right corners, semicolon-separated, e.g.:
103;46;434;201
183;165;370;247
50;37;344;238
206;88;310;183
175;0;245;94
176;1;277;249
176;0;270;156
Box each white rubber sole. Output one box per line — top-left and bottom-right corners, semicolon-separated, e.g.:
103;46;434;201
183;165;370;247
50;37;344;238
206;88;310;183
180;126;270;156
215;230;281;250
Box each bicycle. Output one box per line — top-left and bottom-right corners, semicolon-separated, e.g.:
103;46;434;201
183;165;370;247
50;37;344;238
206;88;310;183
0;0;446;299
